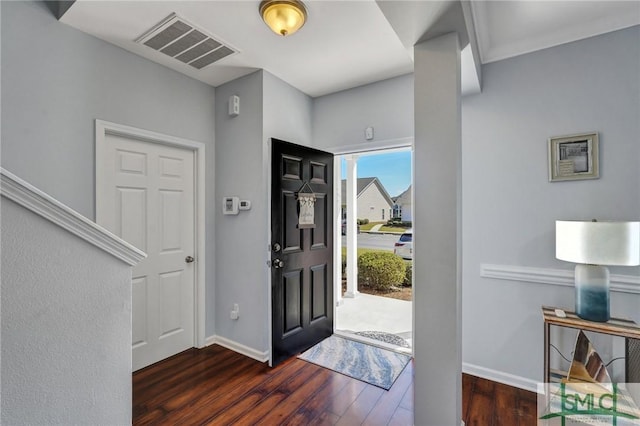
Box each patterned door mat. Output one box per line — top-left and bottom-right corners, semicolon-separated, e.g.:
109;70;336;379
298;335;411;390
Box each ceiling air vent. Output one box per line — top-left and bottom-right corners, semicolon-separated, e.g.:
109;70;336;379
137;13;236;70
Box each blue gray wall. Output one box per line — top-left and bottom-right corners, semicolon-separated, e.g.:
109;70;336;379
313;25;640;387
1;1;216;220
312;74;414;152
461;25;640;383
214;70;267;352
1;0;217;339
213;70;314;355
1;4;218;420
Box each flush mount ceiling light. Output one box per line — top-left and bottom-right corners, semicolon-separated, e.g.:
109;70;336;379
259;0;307;36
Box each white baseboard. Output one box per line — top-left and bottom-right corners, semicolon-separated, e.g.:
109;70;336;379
462;363;540;394
205;335;269;363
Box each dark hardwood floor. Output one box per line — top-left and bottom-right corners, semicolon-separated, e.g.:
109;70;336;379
133;344;537;425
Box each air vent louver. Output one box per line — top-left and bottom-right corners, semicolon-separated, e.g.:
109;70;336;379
137;14;236;70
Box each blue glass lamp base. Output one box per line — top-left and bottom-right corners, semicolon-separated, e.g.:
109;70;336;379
574;264;610;323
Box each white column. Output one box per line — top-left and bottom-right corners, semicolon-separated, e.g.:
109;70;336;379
344;155;359;298
413;32;462;426
334;156;343;307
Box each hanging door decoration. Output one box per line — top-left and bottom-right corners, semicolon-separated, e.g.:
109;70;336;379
296;181;316;229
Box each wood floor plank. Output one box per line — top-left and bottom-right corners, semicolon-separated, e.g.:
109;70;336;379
242;363;333;425
335;383;384;425
494;382;519;426
462;372;477;421
398;381;413;412
516;388;539;426
136;348;259;414
173;359;305;425
133;346;222;392
325;376;368;417
133;345;243;409
473;375;496;396
132;345;539;426
310;410;341;426
387;406;413;426
205;359;318;424
285;372;352;425
133;408;166;426
466;378;495;426
362;364;413;426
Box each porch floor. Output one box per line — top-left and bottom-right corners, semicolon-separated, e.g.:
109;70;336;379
335;293;413;350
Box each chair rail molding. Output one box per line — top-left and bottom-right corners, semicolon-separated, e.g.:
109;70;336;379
480;264;640;295
1;168;146;266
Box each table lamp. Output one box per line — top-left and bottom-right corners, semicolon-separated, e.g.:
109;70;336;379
556;220;640;322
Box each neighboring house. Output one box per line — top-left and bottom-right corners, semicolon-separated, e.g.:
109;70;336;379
341;177;394;222
393;185;412;222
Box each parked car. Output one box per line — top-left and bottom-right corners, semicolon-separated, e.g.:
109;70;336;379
394;229;413;260
341;220;360;235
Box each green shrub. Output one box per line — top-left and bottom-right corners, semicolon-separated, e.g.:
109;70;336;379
387;219;410;227
358;252;406;291
363;218;369;224
403;263;412;287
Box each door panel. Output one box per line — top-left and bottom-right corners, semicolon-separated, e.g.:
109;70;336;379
118;188;147;250
282;191;302;253
271;139;334;365
311;194;327;249
310;264;328;321
283;269;303;336
98;134;195;371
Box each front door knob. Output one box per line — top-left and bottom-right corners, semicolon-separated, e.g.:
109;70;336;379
272;259;284;269
185;256;195;263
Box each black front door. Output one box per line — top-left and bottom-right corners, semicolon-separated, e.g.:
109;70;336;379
271;139;334;365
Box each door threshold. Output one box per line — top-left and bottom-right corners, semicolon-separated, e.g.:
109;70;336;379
334;330;413;356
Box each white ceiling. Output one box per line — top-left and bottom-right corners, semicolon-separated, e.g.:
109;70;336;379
471;1;640;64
60;1;640;98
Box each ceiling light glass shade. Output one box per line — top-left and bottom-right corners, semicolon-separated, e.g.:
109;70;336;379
556;220;640;266
260;0;307;36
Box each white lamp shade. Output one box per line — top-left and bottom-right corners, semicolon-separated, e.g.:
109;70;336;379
556;220;640;266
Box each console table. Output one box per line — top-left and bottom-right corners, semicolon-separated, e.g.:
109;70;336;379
542;306;640;383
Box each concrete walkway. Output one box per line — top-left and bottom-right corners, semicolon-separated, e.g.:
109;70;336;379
369;224;383;232
336;293;413;348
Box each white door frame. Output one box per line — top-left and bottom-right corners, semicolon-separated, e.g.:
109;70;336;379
95;119;207;349
330;141;414;348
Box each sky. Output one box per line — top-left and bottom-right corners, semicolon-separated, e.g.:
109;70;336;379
340;150;412;198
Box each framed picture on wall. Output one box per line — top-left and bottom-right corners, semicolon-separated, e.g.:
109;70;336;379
548;132;599;182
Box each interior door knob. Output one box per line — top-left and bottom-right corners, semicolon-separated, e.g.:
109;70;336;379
185;256;195;263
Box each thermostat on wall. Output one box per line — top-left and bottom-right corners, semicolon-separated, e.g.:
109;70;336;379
239;200;251;211
223;196;239;215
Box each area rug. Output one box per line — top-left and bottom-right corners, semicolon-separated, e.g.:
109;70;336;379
298;335;411;390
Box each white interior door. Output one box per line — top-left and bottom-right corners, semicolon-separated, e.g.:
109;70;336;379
97;133;195;371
